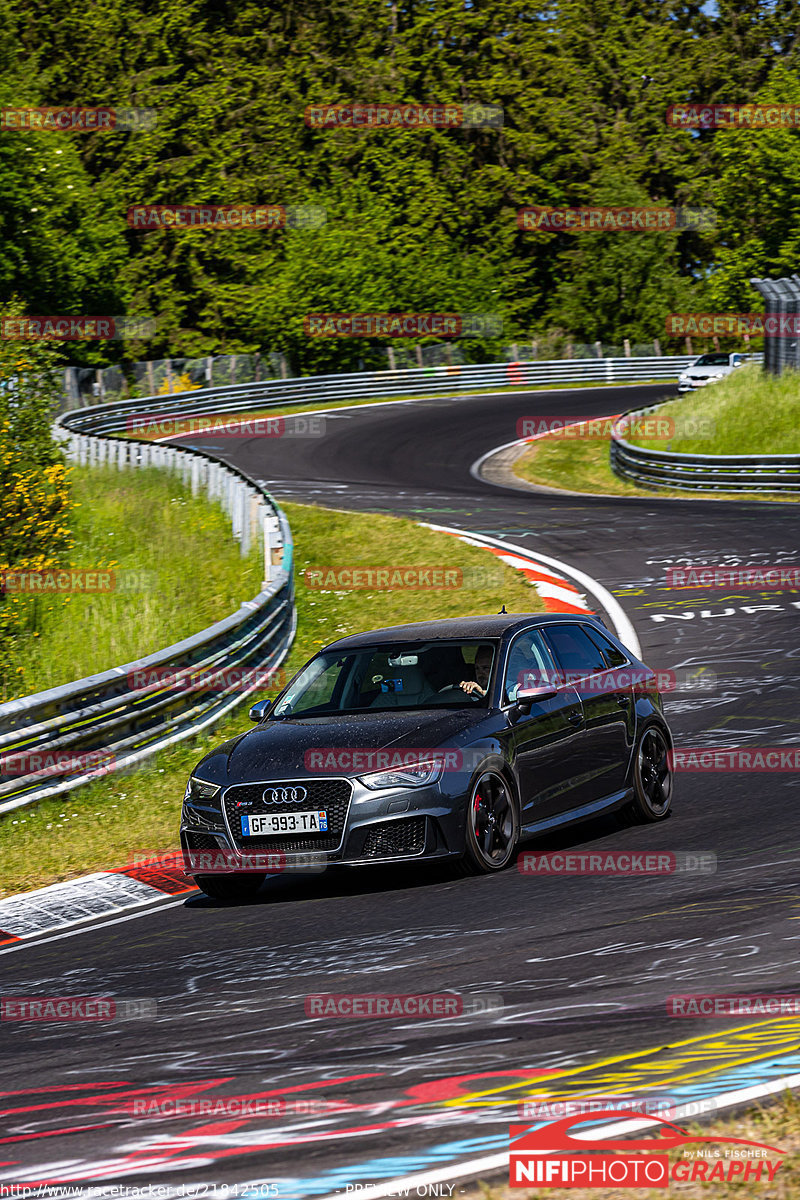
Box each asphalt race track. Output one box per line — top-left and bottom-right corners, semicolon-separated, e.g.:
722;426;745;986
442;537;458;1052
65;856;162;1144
3;384;800;1195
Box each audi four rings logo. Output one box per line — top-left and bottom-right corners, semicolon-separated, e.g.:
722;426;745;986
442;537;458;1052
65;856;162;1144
263;785;308;804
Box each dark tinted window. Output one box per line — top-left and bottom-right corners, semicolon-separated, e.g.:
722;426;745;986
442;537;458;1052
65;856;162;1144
584;626;628;668
543;624;608;676
694;353;731;366
503;629;557;703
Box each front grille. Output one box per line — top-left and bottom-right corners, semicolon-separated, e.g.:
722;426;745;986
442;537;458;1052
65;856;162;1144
223;779;351;852
362;817;426;859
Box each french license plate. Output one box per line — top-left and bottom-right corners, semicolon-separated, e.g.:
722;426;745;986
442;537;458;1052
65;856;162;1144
240;811;328;836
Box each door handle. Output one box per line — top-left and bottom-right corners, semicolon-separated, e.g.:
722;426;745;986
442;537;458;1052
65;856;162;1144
617;696;631;707
567;710;583;725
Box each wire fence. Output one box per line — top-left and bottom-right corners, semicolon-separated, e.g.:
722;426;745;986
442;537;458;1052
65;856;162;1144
61;340;677;409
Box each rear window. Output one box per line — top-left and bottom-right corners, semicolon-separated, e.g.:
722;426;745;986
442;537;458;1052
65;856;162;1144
583;625;629;668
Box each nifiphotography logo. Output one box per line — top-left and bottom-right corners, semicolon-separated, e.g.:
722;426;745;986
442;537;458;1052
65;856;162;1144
509;1112;785;1188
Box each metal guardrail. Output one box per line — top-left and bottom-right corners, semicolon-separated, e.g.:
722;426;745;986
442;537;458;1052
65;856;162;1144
64;355;697;434
610;405;800;493
0;414;296;815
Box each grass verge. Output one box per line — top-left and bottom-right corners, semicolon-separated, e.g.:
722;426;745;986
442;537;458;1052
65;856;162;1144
2;464;263;702
512;425;798;503
460;1091;800;1200
0;499;542;897
629;363;800;455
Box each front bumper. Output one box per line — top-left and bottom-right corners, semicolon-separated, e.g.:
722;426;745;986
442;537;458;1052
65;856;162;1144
678;374;725;392
180;776;467;871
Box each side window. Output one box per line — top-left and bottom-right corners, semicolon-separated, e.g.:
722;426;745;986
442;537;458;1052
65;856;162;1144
543;624;608;680
584;625;628;668
503;630;556;703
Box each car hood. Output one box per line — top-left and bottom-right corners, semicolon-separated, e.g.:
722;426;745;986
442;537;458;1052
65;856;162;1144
196;709;482;782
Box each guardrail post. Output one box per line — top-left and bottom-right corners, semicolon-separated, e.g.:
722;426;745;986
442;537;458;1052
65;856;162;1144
264;513;282;584
240;488;251;556
231;478;242;540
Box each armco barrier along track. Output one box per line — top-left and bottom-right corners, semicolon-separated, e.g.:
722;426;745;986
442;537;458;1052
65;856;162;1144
610;405;800;493
0;414;296;815
61;355;697;431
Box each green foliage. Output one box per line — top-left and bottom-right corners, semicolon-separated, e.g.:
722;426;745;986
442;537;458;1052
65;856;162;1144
0;305;74;691
1;0;799;364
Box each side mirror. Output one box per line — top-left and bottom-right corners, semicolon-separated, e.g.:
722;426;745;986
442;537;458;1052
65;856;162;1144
249;698;272;723
511;682;558;716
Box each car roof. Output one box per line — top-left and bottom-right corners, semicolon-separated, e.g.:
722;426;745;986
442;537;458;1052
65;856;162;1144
325;612;608;651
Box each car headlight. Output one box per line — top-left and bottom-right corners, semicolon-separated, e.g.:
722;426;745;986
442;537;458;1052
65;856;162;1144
358;758;444;790
183;776;221;803
678;373;689;381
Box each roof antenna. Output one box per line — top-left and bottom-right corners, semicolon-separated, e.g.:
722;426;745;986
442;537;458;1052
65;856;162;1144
498;604;507;614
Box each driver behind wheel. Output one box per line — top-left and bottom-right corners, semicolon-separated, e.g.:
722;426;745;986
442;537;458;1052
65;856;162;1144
459;644;494;697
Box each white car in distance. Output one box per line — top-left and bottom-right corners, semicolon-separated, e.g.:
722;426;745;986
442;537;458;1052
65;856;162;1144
677;351;750;393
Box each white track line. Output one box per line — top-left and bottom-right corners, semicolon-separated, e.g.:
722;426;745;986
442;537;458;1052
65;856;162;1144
314;1071;800;1200
0;896;189;955
422;524;641;658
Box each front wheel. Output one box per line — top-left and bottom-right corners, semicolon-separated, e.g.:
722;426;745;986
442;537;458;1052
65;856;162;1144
460;770;520;874
625;725;673;823
194;873;266;902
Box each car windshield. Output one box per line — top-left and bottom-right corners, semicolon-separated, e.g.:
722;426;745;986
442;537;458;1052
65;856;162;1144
272;640;499;717
694;353;731;366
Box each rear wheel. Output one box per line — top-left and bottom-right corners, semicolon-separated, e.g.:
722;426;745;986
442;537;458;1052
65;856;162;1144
194;873;266;901
460;770;520;874
625;725;672;823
